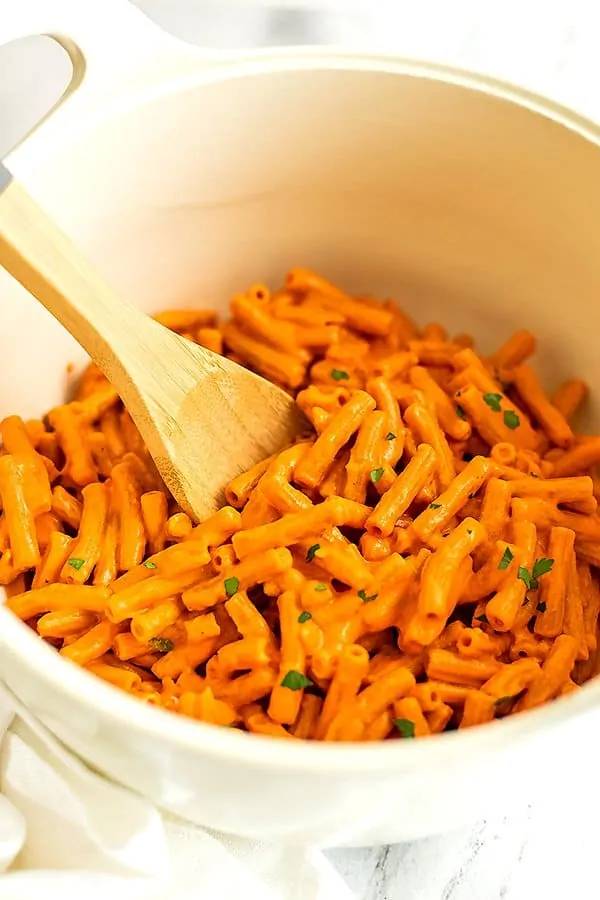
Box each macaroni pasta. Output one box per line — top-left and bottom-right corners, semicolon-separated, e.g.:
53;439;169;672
2;268;600;741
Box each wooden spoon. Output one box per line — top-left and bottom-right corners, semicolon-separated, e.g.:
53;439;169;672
0;165;307;519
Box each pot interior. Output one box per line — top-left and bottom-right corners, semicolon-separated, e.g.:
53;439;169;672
2;65;600;425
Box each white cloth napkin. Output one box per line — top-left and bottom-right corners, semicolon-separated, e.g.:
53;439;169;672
0;684;354;900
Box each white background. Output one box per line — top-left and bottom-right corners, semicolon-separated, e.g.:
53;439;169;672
1;2;600;897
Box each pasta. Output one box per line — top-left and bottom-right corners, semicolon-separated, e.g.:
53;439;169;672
3;267;600;741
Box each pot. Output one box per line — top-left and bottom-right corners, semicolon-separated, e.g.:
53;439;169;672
1;0;600;846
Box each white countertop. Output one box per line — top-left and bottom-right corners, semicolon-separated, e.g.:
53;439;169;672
1;2;599;897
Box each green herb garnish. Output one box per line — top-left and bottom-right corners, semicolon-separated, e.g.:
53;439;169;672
143;560;158;569
370;467;384;484
532;558;554;581
67;558;85;571
518;566;533;590
358;588;378;603
474;613;488;623
456;405;467;420
393;718;415;738
498;547;514;571
518;558;554;591
224;576;240;597
483;392;503;412
503;409;520;430
331;368;349;381
385;432;396;441
429;502;442;509
314;582;327;591
149;637;174;653
298;611;312;624
306;543;320;563
281;670;313;690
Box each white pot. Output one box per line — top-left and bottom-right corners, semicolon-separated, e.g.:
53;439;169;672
1;0;600;847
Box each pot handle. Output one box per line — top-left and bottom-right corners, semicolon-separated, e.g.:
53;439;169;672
0;0;215;165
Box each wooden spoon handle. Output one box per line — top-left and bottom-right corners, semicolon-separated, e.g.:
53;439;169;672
0;166;146;383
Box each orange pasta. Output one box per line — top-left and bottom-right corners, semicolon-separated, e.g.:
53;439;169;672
406;518;486;645
485;520;537;631
3;267;599;742
409;456;493;546
489;329;536;370
459;690;496;728
476;477;512;561
0;455;41;572
140;491;168;554
33;531;73;589
455;384;539;451
268;590;307;724
366;443;436;537
404;402;455;490
294;391;376;489
60;482;109;584
51;485;82;529
551;380;588;422
111;459;146;571
517;635;578;710
512;364;573;449
534;527;575;638
317;643;370;739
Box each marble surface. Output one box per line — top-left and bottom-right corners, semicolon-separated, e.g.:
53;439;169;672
1;2;600;897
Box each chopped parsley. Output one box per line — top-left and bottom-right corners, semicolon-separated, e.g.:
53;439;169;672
518;557;554;591
67;558;85;571
503;409;520;430
456;405;467;420
306;543;320;563
518;566;533;590
358;588;378;603
331;368;349;381
429;502;442;509
498;546;514;571
149;637;174;653
143;560;158;569
483;392;503;412
370;467;384;484
393;718;415;738
314;582;327;591
298;611;312;624
533;558;554;581
280;670;313;690
224;576;240;597
385;432;396;441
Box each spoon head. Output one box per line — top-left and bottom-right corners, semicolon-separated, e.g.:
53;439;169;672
150;351;309;520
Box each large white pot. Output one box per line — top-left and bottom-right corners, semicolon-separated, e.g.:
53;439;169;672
1;0;600;847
